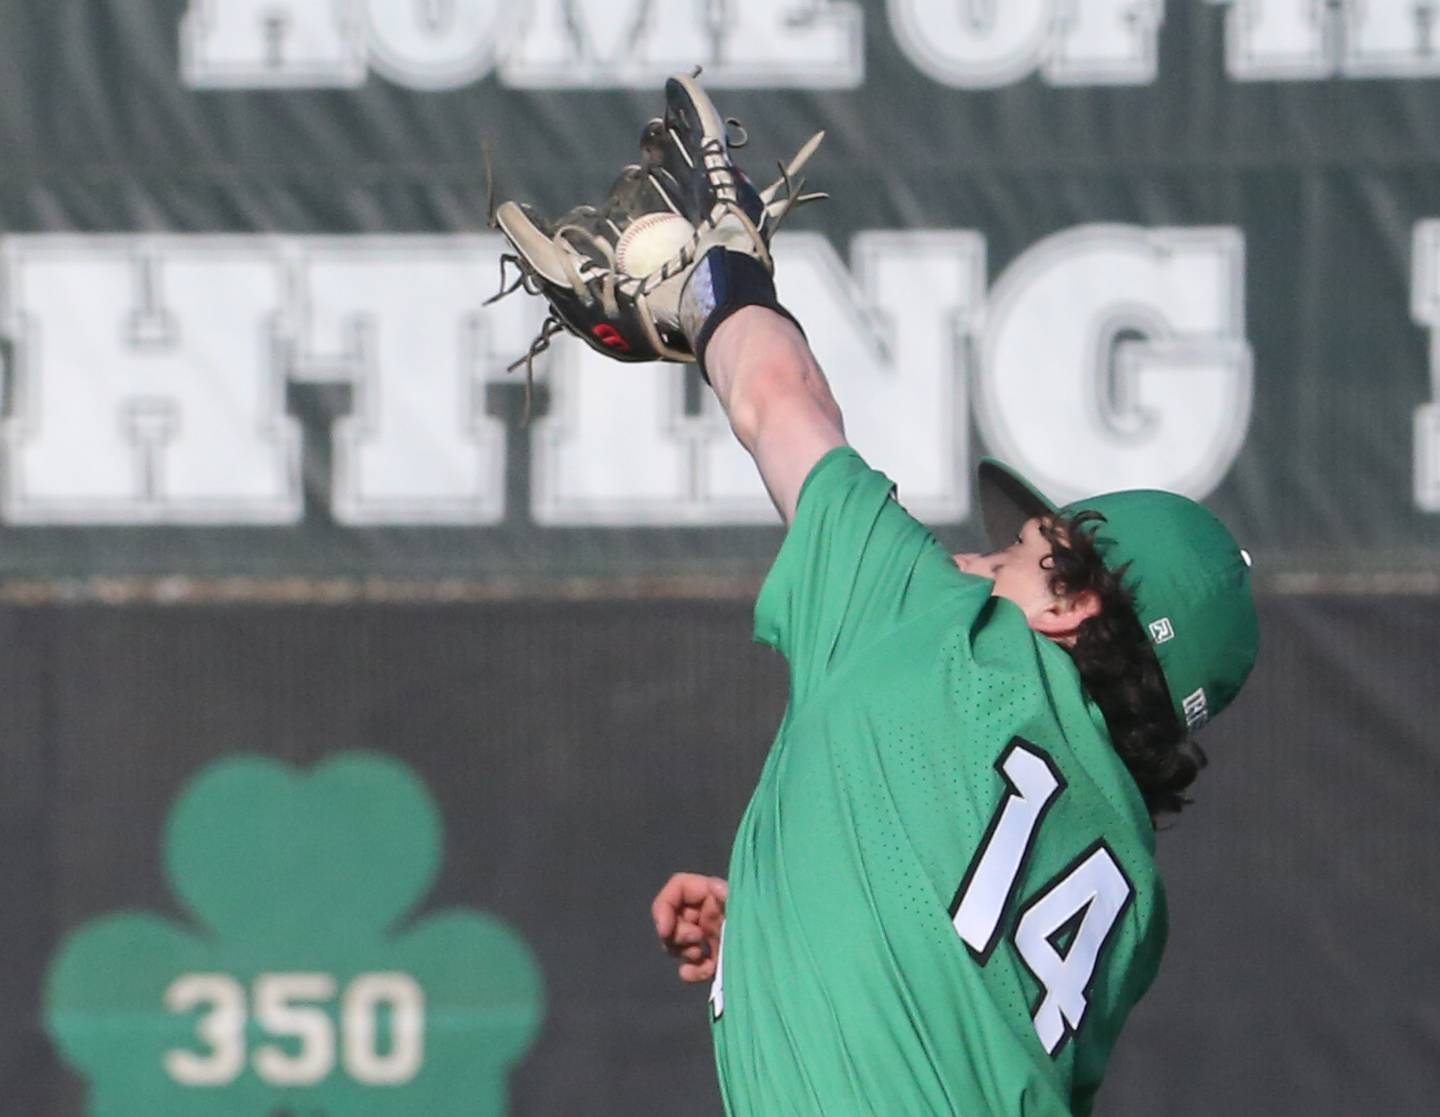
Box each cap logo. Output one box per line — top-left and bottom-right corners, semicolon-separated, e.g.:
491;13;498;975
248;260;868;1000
1148;617;1175;644
1182;687;1209;730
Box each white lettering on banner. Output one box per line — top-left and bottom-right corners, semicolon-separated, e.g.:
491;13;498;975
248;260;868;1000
1209;0;1331;80
182;0;861;90
0;235;527;525
1051;0;1166;84
366;0;507;91
1212;0;1440;80
887;0;1164;88
182;0;367;88
291;237;508;524
973;225;1252;504
501;0;863;89
529;232;982;525
1408;221;1440;511
529;350;706;525
1344;0;1440;78
0;238;302;523
778;233;981;522
179;0;1440;88
0;229;1254;527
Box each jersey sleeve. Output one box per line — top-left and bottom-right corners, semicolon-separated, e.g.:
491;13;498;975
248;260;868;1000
754;446;979;703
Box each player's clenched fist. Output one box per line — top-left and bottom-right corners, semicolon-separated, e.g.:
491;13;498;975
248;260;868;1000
651;872;728;984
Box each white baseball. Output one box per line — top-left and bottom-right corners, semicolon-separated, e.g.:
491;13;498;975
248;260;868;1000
616;213;694;278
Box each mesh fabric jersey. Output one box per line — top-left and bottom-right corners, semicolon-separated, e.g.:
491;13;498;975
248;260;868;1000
710;449;1165;1116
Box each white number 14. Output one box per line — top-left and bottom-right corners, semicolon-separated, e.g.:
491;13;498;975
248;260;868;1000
949;740;1134;1056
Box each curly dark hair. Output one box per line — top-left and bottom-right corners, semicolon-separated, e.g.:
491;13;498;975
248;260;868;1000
1039;511;1207;823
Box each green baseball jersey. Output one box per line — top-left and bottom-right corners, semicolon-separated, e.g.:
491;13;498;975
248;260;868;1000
711;448;1166;1116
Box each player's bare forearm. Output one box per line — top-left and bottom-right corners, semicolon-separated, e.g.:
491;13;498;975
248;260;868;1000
705;306;847;524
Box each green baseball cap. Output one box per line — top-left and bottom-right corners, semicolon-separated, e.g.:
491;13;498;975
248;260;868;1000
976;458;1259;731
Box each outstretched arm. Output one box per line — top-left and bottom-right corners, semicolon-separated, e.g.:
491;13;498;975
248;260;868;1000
702;305;847;523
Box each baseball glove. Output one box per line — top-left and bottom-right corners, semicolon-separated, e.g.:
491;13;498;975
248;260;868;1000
487;72;824;403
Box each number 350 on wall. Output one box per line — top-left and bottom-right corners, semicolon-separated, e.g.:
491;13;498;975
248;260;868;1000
165;972;424;1087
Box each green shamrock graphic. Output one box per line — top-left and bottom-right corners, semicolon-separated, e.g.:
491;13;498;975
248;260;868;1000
45;752;544;1116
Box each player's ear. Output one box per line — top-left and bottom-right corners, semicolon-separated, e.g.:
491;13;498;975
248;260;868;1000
1031;588;1101;645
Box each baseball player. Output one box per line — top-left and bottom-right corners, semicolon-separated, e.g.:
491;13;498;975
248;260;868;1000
495;74;1259;1116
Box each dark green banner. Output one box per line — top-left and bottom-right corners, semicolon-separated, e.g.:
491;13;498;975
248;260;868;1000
0;0;1437;592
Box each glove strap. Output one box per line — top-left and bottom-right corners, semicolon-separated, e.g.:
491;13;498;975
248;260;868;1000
679;248;804;384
